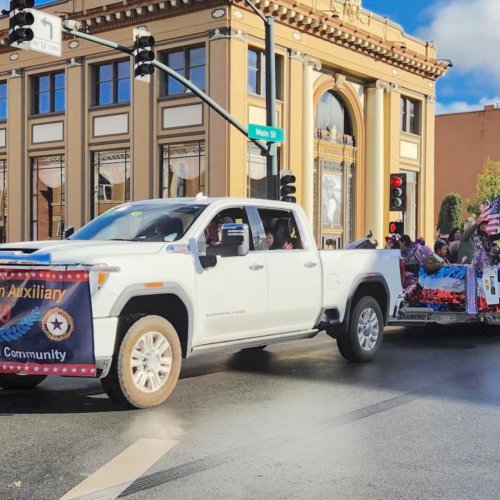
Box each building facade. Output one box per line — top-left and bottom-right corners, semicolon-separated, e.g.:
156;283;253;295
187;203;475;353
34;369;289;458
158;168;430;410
435;104;500;222
0;0;446;246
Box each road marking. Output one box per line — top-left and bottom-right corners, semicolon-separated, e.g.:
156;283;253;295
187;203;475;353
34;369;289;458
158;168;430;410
60;438;178;500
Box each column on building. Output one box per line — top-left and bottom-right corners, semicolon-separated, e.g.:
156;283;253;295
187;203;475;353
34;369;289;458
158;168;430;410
6;70;25;241
287;51;304;203
422;95;435;244
386;83;401;232
65;58;85;229
207;29;231;196
132;64;153;201
301;55;321;227
365;80;388;246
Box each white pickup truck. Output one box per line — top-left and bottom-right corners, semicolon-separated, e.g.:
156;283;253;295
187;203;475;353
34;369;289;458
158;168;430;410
0;197;402;408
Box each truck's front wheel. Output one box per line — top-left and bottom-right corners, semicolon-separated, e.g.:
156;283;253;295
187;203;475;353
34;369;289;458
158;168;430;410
102;315;182;409
0;374;47;390
337;296;383;362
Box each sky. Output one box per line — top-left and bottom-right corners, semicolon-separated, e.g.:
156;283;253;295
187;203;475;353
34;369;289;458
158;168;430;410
2;0;499;115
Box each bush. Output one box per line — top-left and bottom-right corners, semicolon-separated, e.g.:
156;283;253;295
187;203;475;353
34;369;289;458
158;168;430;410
437;193;462;235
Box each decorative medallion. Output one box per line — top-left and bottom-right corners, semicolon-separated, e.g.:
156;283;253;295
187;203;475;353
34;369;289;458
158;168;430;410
212;8;226;19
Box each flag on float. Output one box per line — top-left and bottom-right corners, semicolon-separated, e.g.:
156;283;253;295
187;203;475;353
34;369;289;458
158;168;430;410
479;196;500;235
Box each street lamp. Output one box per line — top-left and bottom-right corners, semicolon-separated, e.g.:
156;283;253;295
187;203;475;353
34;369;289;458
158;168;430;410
242;0;278;200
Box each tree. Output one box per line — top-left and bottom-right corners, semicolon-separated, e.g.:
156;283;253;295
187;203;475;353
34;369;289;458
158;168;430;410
437;193;462;235
467;159;500;216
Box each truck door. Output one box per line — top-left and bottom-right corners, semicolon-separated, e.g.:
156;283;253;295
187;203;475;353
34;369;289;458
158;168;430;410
255;206;322;333
194;206;268;344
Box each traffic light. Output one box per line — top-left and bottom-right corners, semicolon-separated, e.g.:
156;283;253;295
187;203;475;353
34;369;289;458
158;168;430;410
8;0;35;47
389;173;407;211
133;28;155;82
280;171;296;203
388;221;404;235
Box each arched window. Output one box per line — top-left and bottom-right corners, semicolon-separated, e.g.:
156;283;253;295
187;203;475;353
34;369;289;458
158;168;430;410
315;91;354;145
314;90;356;247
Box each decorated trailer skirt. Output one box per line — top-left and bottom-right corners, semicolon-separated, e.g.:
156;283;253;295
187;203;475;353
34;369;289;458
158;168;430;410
0;268;96;377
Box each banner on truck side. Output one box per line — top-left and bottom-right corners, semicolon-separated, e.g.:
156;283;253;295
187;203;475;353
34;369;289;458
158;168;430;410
0;269;96;377
482;266;500;306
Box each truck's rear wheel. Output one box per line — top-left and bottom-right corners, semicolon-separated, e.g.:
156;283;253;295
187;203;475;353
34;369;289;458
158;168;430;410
337;296;383;362
0;374;47;390
102;315;182;409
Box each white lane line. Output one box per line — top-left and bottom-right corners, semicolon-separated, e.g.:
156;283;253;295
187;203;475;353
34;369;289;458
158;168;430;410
60;438;178;500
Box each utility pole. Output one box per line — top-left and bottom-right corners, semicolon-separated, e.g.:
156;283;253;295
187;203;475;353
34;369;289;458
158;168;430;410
242;0;278;200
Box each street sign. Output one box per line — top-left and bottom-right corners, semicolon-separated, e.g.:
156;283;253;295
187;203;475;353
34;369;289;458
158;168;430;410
24;9;62;56
248;123;284;143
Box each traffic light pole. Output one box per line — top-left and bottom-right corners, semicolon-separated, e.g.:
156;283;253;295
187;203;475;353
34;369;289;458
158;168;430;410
242;0;279;200
61;26;269;157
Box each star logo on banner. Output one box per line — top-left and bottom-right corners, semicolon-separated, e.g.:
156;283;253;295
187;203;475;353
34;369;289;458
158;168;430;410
41;308;74;342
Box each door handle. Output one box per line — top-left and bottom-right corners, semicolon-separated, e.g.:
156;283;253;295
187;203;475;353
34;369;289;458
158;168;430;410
304;261;317;268
249;263;264;271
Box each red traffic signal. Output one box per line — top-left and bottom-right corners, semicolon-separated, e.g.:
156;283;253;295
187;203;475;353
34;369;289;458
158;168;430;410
390;176;403;188
389;173;407;211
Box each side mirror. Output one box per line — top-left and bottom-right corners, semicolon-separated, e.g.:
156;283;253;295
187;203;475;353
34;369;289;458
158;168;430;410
199;255;217;269
63;225;74;239
206;223;250;257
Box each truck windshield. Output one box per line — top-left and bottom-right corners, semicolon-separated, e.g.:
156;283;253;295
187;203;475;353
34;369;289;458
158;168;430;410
70;203;207;242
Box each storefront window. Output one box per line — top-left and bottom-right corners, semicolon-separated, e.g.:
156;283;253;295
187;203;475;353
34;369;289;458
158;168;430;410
247;142;281;199
92;149;131;217
161;142;205;197
31;155;65;240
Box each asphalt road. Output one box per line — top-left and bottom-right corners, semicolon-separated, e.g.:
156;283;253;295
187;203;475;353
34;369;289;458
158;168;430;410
1;324;500;500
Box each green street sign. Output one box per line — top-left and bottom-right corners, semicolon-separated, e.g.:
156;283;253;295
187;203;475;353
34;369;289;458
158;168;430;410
248;123;284;143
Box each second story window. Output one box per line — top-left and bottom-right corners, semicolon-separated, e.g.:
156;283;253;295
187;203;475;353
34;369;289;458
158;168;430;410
247;48;282;100
160;46;205;96
0;82;6;120
401;97;420;135
32;71;65;115
93;60;130;106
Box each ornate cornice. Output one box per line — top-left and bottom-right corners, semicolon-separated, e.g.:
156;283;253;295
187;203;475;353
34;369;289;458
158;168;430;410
0;0;226;51
232;0;447;80
0;0;448;80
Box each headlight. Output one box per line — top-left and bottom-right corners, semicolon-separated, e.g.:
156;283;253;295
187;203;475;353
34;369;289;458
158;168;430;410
89;271;109;295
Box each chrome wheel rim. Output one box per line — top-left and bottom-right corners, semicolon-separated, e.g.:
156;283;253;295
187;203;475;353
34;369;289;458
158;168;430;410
357;307;379;351
130;331;173;392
